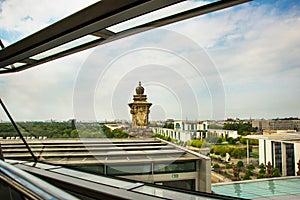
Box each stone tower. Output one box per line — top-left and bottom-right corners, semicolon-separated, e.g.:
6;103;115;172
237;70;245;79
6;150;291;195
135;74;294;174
128;81;152;128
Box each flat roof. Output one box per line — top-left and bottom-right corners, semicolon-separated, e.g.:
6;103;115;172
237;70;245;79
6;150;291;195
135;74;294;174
1;138;208;165
245;133;300;143
212;177;300;199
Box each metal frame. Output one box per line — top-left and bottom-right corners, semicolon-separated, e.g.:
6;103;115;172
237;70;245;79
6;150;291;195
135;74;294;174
0;0;251;74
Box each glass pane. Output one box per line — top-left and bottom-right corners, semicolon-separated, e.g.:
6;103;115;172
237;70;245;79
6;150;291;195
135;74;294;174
154;161;196;174
31;35;99;60
68;164;104;175
108;1;216;32
107;164;151;175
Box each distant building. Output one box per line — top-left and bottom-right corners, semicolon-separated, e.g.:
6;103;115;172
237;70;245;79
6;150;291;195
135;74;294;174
207;129;238;139
104;123;125;131
153;120;238;141
252;119;300;131
246;132;300;176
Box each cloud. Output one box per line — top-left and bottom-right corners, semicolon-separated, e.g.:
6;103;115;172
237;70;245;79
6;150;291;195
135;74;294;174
1;0;300;121
166;0;300;119
0;0;98;43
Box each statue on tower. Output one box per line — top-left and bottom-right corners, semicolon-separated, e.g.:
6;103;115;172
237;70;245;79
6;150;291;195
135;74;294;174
129;81;152;128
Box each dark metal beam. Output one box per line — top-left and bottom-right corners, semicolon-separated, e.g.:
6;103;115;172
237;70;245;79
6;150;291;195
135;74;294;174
0;0;184;70
0;99;38;163
0;0;252;74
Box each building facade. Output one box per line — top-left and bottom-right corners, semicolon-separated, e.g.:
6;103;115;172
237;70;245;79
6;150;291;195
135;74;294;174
252;119;300;131
246;133;300;176
153;120;238;142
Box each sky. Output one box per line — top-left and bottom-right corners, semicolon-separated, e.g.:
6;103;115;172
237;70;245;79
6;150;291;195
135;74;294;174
0;0;300;122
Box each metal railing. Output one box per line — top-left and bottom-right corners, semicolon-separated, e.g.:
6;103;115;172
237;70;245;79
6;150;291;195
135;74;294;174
0;160;78;200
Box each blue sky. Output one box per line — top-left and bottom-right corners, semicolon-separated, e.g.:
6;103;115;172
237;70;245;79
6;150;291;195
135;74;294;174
0;0;300;121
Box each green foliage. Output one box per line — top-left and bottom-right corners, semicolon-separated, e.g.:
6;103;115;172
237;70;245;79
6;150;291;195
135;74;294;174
153;133;172;141
237;160;244;168
226;163;232;169
223;122;257;135
223;170;228;176
231;148;247;158
239;138;258;145
259;163;265;170
259;168;266;174
257;173;266;179
163;123;174;129
0;122;128;139
0;122;76;138
191;140;203;148
208;124;222;129
212;145;247;159
272;168;281;177
247;164;255;171
243;170;252;180
190;139;210;148
213;163;220;169
227;137;238;144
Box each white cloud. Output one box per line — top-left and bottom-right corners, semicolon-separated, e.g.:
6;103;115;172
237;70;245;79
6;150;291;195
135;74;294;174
0;0;98;43
1;1;300;121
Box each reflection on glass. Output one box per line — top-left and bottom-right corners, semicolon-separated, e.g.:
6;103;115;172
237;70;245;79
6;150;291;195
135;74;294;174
154;161;196;173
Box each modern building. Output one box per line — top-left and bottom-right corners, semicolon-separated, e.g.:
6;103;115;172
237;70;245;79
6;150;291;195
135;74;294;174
252;119;300;131
246;132;300;176
153;120;238;142
208;129;238;139
1;138;212;193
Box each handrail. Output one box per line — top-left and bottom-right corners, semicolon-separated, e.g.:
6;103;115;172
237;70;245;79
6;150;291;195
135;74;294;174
0;160;78;199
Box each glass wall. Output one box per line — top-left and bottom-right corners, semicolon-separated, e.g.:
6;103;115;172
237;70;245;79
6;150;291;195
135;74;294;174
154;161;196;174
68;164;104;175
273;142;282;174
107;164;151;175
285;143;295;176
155;179;195;191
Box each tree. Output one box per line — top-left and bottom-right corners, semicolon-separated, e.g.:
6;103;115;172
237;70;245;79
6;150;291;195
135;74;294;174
243;170;252;180
237;160;244;168
272;168;281;177
163;123;174;129
247;164;255;171
226;163;232;169
213;163;220;173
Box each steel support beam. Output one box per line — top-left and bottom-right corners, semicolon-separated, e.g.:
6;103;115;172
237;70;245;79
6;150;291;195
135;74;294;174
0;0;251;74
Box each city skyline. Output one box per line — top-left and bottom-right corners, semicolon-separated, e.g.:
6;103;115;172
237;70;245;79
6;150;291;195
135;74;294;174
0;0;300;121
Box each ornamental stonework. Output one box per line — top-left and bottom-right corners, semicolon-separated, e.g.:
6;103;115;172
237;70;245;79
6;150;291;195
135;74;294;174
128;81;152;128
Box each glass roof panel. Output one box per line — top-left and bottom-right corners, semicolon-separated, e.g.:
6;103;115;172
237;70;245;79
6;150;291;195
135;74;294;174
51;167;133;188
0;1;99;47
108;0;218;33
31;35;99;60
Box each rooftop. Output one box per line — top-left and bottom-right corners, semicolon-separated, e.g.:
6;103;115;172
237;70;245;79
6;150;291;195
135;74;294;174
245;132;300;143
1;138;209;165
